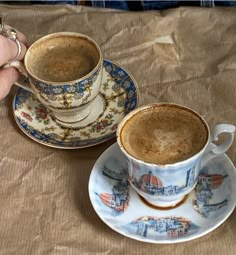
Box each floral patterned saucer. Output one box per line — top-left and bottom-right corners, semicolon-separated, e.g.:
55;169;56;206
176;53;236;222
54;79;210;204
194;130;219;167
13;60;139;149
89;143;236;243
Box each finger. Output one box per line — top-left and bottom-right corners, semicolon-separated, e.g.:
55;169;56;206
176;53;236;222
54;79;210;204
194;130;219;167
0;67;20;100
0;35;27;66
4;24;27;45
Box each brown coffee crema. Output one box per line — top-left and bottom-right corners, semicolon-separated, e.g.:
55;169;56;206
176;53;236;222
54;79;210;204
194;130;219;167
120;104;208;165
27;35;100;83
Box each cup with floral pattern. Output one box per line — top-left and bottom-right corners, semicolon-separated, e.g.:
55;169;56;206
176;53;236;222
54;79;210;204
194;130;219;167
5;32;103;124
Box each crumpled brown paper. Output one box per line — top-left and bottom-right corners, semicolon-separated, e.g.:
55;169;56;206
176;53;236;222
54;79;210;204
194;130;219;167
0;4;236;255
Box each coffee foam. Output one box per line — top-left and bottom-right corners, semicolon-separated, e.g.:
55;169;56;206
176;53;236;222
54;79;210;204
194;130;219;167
120;105;208;164
27;35;100;83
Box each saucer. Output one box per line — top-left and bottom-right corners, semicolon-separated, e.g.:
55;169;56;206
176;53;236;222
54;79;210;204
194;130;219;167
13;60;139;149
89;143;236;243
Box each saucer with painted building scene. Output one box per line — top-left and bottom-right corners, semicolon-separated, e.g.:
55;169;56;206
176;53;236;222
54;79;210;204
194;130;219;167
89;143;236;243
13;60;139;149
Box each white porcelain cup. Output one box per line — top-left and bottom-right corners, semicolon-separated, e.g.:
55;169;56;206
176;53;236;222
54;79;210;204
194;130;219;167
117;103;235;207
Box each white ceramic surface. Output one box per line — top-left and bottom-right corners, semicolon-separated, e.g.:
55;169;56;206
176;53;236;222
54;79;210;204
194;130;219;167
89;143;236;243
116;103;235;207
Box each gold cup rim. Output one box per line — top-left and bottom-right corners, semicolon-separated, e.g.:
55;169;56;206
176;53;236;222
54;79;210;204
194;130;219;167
24;32;103;85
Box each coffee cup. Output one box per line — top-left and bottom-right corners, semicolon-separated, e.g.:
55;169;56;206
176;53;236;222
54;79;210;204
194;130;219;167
5;32;103;124
117;103;235;207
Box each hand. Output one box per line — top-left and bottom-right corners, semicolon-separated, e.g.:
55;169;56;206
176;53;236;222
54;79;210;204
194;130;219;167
0;25;27;100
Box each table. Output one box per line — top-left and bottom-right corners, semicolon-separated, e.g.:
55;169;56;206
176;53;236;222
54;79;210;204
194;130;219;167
0;4;236;254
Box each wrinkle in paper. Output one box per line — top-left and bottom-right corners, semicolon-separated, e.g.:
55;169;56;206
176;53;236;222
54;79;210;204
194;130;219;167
0;5;236;255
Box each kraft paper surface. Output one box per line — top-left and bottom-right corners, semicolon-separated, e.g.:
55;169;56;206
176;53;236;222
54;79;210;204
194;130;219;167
0;4;236;254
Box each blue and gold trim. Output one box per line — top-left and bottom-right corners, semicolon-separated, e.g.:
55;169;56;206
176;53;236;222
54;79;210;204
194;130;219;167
13;59;139;149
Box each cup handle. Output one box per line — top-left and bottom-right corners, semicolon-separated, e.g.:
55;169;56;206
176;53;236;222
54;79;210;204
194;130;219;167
3;61;34;93
202;124;235;166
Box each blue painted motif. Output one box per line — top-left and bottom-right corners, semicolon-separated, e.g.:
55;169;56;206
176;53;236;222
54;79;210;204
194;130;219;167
193;167;228;217
132;168;197;196
125;216;198;239
30;66;101;95
14;89;32;109
104;60;138;113
96;165;129;214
